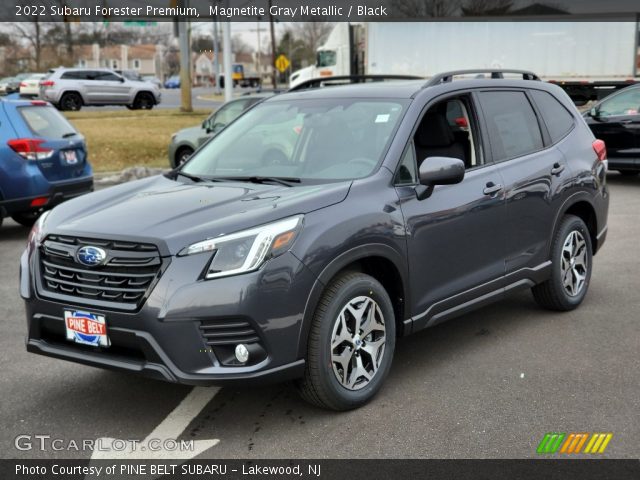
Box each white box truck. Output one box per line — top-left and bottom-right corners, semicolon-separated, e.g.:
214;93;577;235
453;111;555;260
289;22;640;104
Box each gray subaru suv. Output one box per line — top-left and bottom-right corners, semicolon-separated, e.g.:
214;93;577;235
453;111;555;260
39;68;161;111
21;70;609;410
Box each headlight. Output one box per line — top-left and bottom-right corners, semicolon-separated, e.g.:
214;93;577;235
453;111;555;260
179;215;303;279
27;210;51;253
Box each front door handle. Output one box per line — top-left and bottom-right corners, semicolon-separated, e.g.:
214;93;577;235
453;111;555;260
551;163;565;176
483;182;503;195
619;119;633;125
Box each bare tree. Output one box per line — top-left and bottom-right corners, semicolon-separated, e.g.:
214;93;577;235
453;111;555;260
13;20;47;71
394;0;462;17
230;34;252;55
291;22;333;60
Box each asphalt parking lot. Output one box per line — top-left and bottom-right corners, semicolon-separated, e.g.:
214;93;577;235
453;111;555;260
0;174;638;460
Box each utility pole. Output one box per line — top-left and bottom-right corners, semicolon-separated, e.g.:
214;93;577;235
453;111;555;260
213;16;220;94
222;20;233;102
268;0;277;88
178;20;192;112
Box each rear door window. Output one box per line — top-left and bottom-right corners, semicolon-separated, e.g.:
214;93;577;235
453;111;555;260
530;90;575;143
20;106;77;138
477;91;544;161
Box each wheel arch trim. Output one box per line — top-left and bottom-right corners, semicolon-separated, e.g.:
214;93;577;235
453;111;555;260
295;243;409;359
550;192;600;255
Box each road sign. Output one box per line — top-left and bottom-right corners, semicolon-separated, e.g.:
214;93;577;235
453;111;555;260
275;54;290;73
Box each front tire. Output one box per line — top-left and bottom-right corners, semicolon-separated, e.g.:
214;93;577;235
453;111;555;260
297;272;396;410
174;147;194;167
11;211;41;227
132;92;154;110
532;215;593;311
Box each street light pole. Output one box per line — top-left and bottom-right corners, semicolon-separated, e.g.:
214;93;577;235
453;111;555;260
268;0;277;88
213;16;220;94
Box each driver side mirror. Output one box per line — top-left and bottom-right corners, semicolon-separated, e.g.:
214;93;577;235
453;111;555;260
589;106;600;118
416;156;465;200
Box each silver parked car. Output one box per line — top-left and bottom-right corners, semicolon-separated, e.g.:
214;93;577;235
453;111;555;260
39;68;161;111
168;93;272;167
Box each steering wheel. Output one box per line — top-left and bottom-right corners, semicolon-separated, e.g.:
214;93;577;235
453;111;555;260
261;148;290;166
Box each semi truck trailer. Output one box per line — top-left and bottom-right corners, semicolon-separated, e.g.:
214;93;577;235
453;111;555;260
290;22;640;104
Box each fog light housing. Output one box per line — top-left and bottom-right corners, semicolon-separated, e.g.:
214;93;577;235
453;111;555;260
235;344;249;363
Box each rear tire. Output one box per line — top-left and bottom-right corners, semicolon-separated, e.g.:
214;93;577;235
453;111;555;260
11;211;41;227
297;272;396;411
532;215;593;311
59;92;82;111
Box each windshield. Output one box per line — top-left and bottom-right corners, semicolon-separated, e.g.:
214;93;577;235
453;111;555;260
317;50;337;67
182;98;407;182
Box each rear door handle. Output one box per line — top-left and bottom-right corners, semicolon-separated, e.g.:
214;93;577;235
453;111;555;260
619;119;633;125
483;182;503;195
551;163;565;176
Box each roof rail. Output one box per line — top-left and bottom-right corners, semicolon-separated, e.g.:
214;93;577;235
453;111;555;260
288;74;423;92
425;69;540;87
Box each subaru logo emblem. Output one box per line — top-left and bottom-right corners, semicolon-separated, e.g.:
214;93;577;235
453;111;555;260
76;246;107;267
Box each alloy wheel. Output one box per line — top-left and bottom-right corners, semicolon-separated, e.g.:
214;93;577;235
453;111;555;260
561;230;588;296
330;296;386;391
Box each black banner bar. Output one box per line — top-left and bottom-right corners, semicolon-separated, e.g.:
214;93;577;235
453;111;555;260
1;0;640;22
2;459;640;480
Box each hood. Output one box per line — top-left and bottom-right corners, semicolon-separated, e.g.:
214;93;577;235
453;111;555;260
130;80;159;90
175;125;204;140
45;175;351;255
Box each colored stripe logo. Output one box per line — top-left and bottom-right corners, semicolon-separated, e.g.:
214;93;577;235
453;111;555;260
537;432;613;454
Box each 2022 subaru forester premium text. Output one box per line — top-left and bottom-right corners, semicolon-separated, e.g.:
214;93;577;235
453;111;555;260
21;71;609;410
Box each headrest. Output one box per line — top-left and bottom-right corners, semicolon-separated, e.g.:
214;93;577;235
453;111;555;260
415;112;454;147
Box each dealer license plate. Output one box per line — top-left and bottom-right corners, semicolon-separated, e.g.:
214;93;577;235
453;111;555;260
64;310;110;347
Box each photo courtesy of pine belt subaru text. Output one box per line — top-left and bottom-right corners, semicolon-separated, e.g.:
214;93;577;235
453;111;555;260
20;70;609;411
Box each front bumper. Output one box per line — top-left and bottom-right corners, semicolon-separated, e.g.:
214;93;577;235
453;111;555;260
22;248;316;386
0;177;93;217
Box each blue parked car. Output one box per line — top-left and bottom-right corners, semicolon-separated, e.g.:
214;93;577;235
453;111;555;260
0;99;93;228
164;75;180;89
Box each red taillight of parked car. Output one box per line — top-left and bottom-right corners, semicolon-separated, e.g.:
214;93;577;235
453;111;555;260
592;139;607;162
7;138;54;161
40;80;55;87
30;197;49;207
19;82;27;87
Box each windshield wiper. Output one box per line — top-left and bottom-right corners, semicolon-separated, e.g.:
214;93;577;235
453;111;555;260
61;132;77;138
226;176;302;187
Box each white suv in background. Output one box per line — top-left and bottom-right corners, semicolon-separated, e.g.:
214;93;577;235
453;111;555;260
39;68;161;111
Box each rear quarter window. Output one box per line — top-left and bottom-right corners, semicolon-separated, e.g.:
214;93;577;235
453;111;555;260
530;90;575;143
20;106;77;138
